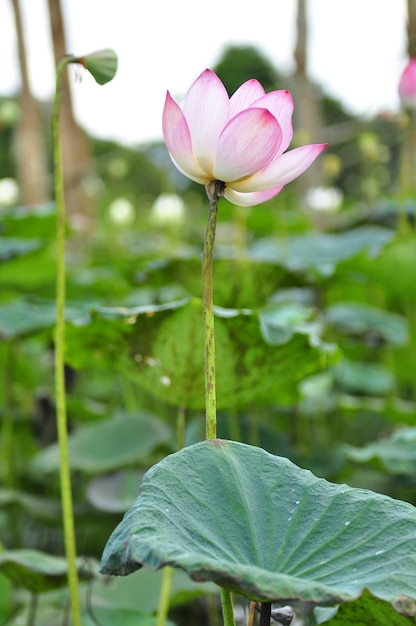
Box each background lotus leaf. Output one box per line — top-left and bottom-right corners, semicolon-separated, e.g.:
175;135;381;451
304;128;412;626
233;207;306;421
92;568;216;614
318;590;416;625
326;302;409;347
248;226;394;276
0;549;92;593
66;299;335;410
0;237;42;261
344;427;416;476
82;607;176;626
333;359;395;396
32;412;172;474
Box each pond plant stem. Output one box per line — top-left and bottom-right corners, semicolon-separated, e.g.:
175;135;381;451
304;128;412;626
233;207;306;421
259;602;272;626
156;565;174;626
2;343;15;490
53;56;82;626
220;588;237;626
156;404;187;626
202;180;224;440
203;182;236;626
247;601;256;626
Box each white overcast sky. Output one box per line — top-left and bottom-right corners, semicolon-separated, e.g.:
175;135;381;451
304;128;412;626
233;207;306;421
0;0;409;146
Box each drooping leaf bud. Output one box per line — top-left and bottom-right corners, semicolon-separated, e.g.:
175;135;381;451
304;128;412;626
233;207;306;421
76;49;118;85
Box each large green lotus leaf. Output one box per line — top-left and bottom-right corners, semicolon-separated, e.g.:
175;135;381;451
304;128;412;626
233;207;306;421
101;440;416;613
0;549;91;593
326;302;409;347
248;226;394;276
319;590;416;624
344;427;416;476
32;412;172;474
66;298;334;410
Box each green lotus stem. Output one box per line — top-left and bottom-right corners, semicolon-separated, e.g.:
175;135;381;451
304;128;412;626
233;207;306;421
220;588;236;626
28;592;38;626
176;405;186;450
156;565;174;626
53;55;82;626
202;181;224;440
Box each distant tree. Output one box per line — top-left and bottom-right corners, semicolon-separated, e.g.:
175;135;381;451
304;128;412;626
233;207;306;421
213;45;283;95
0;98;17;179
290;0;324;191
400;0;416;194
92;138;170;209
407;0;416;57
213;21;325;195
11;0;49;206
47;0;94;222
207;33;402;204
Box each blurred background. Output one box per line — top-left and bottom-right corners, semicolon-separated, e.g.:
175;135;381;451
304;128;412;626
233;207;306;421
0;0;409;144
0;0;414;218
1;2;416;625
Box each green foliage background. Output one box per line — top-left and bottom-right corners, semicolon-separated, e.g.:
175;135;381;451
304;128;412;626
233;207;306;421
0;45;415;625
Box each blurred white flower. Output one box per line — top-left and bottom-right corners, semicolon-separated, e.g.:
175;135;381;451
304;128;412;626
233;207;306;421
0;178;19;207
305;186;343;213
106;157;129;179
108;197;135;224
150;193;185;225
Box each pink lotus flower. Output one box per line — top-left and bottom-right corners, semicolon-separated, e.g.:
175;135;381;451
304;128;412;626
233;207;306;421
399;59;416;109
162;69;326;206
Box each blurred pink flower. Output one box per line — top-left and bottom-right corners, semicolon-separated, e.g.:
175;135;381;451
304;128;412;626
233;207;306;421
399;59;416;109
162;69;327;207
